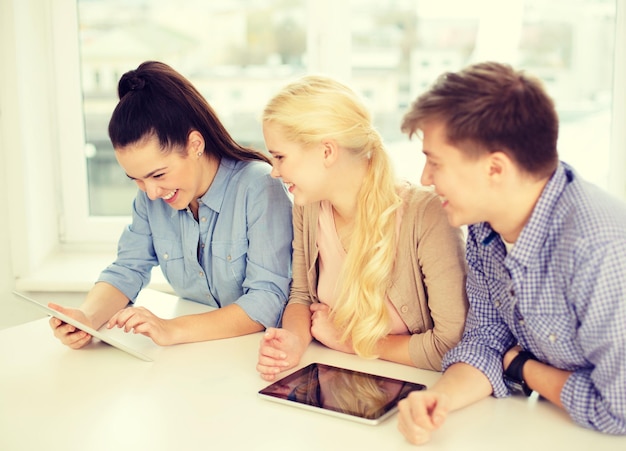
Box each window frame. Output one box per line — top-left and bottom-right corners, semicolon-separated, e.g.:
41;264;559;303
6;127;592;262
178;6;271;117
54;0;355;244
51;0;626;247
55;0;142;245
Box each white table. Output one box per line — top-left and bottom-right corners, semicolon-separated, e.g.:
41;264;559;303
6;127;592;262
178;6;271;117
1;289;623;451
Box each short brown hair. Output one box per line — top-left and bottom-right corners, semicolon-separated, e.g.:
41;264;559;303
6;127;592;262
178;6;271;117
402;61;559;177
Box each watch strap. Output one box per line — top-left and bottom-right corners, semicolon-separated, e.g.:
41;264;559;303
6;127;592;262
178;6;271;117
504;350;537;396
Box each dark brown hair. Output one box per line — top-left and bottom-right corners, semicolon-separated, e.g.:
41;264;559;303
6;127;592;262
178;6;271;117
108;61;269;163
402;61;559;177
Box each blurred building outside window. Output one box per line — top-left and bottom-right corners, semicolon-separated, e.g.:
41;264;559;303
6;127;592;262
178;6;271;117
75;0;617;221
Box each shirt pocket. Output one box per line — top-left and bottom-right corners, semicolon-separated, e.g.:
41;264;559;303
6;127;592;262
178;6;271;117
153;237;186;286
212;239;248;286
522;311;582;369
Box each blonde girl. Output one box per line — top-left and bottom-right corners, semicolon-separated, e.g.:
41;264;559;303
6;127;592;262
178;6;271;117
257;75;468;380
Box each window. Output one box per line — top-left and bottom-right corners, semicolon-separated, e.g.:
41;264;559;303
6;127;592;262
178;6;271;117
59;0;622;244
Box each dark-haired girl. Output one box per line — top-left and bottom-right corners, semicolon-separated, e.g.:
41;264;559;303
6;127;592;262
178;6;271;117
49;61;292;347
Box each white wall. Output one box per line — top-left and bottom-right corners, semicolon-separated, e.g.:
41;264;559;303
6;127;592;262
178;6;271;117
0;84;15;328
0;0;62;327
0;0;20;325
609;1;626;197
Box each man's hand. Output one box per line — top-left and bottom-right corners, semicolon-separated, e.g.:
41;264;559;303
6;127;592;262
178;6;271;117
397;390;450;446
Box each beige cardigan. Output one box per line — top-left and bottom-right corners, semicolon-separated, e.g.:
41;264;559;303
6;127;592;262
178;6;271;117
288;184;468;371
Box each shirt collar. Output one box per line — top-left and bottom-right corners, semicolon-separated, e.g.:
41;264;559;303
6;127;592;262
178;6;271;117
507;162;573;267
201;158;235;213
475;162;573;267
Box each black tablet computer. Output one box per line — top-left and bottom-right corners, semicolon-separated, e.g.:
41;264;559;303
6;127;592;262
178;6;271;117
258;362;426;425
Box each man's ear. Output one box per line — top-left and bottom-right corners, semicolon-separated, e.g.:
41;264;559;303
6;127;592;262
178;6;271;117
187;130;205;158
321;139;340;168
487;151;511;181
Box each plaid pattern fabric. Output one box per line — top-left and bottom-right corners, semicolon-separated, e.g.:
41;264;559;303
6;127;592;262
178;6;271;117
443;162;626;434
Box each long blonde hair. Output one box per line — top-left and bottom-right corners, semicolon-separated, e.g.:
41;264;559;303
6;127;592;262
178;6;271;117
263;75;401;358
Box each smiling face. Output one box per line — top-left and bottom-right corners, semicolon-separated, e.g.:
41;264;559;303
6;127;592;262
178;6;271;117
262;122;328;206
419;120;492;228
115;133;206;211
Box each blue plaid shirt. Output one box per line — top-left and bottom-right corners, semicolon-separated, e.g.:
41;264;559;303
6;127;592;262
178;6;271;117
443;162;626;434
98;158;293;328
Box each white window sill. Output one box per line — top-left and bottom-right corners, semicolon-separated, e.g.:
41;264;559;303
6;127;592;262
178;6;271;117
15;248;174;294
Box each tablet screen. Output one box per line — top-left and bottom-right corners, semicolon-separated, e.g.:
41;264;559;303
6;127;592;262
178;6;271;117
258;363;426;425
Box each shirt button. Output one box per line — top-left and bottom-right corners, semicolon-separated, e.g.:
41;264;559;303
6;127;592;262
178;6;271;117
548;333;557;343
494;300;501;308
227;255;232;261
519;319;525;326
163;253;169;260
199;271;204;277
201;217;207;222
400;305;409;313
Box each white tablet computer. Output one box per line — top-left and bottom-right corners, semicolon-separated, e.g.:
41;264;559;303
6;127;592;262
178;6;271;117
258;362;426;425
13;291;153;362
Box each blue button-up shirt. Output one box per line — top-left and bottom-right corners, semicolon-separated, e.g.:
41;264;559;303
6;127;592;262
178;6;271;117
98;158;293;328
443;162;626;434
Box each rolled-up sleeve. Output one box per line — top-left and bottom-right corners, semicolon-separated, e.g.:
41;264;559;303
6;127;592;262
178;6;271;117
442;228;516;396
97;192;157;301
234;172;293;328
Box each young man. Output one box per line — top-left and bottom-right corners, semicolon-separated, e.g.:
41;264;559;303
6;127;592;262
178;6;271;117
397;61;626;445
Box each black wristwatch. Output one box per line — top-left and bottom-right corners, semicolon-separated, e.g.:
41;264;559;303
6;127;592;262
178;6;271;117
503;350;537;396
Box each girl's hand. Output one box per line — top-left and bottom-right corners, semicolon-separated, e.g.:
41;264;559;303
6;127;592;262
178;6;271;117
48;303;93;349
257;327;305;381
310;303;354;354
107;306;175;346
